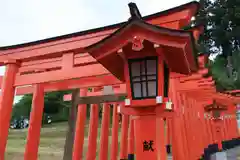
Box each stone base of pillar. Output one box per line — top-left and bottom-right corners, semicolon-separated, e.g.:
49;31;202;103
210;152;227;160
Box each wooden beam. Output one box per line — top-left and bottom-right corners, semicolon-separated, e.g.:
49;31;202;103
0;30;115;64
77;93;127;104
18;53;97;74
63;85;126;101
14;64;111;86
14;74;122;95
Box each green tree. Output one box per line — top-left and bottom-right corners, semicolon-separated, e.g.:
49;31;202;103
12;90;71;121
43;90;71;114
12;94;32;118
209;0;240;77
191;0;240;90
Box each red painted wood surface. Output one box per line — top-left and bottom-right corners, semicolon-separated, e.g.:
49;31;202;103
24;84;44;160
110;103;120;160
72;89;87;160
0;62;18;159
99;103;110;160
0;2;240;160
120;114;129;159
86;104;99;160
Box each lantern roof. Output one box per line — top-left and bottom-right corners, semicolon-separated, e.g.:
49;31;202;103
204;100;228;112
224;90;240;97
86;2;200;81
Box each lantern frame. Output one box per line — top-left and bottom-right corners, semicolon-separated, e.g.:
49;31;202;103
128;56;158;100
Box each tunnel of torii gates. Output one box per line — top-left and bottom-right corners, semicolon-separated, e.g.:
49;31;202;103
0;1;239;160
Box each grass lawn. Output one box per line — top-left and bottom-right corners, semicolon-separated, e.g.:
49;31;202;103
6;122;120;160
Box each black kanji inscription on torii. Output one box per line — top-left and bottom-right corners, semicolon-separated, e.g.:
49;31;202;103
143;140;154;152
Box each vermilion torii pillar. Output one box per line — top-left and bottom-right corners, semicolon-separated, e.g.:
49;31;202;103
72;89;87;160
168;53;239;159
24;84;45;160
0;60;19;159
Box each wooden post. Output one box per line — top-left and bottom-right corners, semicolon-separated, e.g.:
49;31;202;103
0;61;18;159
170;79;188;160
110;103;119;160
210;120;217;144
120;114;129;159
128;117;135;160
166;118;172;148
180;94;193;160
188;98;198;158
134;115;158;160
172;116;187;159
215;120;223;150
222;117;227;141
206;117;214;144
72;89;87;160
201;110;209;148
226;117;232;139
192;99;203;157
24;84;44;160
233;114;239;137
190;99;199;159
99;103;110;160
86;104;99;160
156;117;167;160
63;89;79;160
197;103;205;148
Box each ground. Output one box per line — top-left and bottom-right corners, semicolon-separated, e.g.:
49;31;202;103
6;122;68;160
6;121;239;160
6;122;118;160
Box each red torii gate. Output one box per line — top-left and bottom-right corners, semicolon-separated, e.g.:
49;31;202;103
149;68;237;159
0;1;239;160
167;54;240;159
0;2;201;160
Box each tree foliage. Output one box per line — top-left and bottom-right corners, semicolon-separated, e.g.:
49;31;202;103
12;90;71;120
192;0;240;90
193;0;240;56
209;50;240;90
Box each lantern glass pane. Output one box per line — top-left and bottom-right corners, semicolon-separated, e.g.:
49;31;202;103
131;62;141;77
148;81;157;97
129;57;158;99
133;83;141;98
147;60;157;74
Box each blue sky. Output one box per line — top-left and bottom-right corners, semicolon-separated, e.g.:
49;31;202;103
0;0;193;103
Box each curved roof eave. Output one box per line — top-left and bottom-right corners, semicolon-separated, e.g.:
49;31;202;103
86;19;195;52
0;1;200;50
86;19;199;76
86;19;198;70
